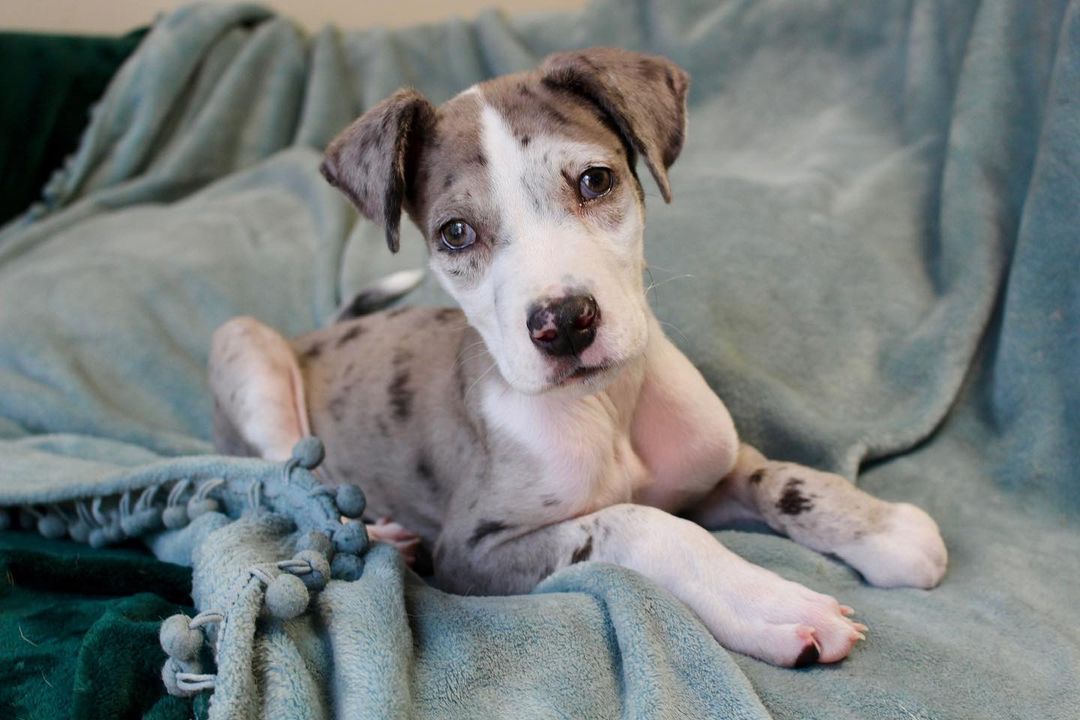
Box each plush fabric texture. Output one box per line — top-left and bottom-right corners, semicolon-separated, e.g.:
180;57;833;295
0;531;200;719
0;0;1076;718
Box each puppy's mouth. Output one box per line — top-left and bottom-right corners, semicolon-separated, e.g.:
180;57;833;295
551;361;617;388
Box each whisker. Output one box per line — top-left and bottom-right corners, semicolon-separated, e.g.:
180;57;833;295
464;362;498;401
455;340;488;363
644;273;696;296
458;348;489;361
659;320;691;344
644;263;685;274
457;351;493;371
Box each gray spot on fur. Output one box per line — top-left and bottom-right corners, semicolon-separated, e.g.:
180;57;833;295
336;324;365;347
389;348;414;422
389;369;413;422
329;395;346;422
416;454;437;490
777;479;814;515
570;535;593;564
468;519;510;548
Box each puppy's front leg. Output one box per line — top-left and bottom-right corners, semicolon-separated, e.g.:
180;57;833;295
693;446;948;589
436;504;864;667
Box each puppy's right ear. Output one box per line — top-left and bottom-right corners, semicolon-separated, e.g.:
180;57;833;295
320;89;435;253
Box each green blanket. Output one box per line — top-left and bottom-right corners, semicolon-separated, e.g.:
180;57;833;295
1;0;1077;718
0;29;145;225
0;531;197;719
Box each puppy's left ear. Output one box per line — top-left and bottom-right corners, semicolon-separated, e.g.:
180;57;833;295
320;89;436;253
540;48;689;202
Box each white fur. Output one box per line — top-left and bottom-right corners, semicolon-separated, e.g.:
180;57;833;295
835;503;947;589
480;354;649;518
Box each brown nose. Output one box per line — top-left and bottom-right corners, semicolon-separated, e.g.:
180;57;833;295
527;295;600;357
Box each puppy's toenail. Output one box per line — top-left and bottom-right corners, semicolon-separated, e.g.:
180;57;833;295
793;643;820;668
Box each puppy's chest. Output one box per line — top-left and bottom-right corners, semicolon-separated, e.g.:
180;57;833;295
482;382;649;515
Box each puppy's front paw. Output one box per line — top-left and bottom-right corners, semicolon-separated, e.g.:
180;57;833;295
836;502;947;589
697;561;866;667
748;584;866;666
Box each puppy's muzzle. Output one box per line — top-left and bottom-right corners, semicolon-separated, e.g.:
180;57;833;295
527;295;600;357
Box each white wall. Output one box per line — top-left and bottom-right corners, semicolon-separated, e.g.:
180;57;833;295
2;0;585;35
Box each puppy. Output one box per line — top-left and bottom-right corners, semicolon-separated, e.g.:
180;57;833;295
209;48;947;667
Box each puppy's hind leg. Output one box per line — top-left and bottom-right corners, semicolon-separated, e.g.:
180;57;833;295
692;445;948;589
209;317;424;564
208;316;310;461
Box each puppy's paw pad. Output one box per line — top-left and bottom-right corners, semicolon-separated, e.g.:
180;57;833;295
792;637;821;668
366;518;421;564
838;503;947;589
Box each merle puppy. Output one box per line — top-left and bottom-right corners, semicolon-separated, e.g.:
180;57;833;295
209;48;947;667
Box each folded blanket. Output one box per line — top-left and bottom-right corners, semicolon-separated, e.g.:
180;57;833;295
0;0;1076;718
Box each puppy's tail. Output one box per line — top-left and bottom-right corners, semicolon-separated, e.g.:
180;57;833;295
336;268;425;321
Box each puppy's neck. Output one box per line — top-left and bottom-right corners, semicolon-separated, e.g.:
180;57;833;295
476;329;651;427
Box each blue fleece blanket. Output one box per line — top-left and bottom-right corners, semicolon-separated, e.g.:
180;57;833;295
1;1;1077;718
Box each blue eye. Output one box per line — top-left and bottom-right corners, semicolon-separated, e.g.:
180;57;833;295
439;220;477;250
579;167;613;200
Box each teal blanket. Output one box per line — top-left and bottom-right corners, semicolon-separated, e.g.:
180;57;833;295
1;1;1077;718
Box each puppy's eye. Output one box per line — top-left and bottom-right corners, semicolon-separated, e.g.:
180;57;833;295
578;167;613;200
439;220;476;251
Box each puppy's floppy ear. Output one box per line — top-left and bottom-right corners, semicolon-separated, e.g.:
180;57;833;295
320;89;435;253
540;48;689;203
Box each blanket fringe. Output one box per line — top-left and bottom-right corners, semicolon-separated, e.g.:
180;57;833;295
0;437;374;702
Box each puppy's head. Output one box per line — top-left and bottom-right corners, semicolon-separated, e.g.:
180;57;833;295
321;48;689;395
